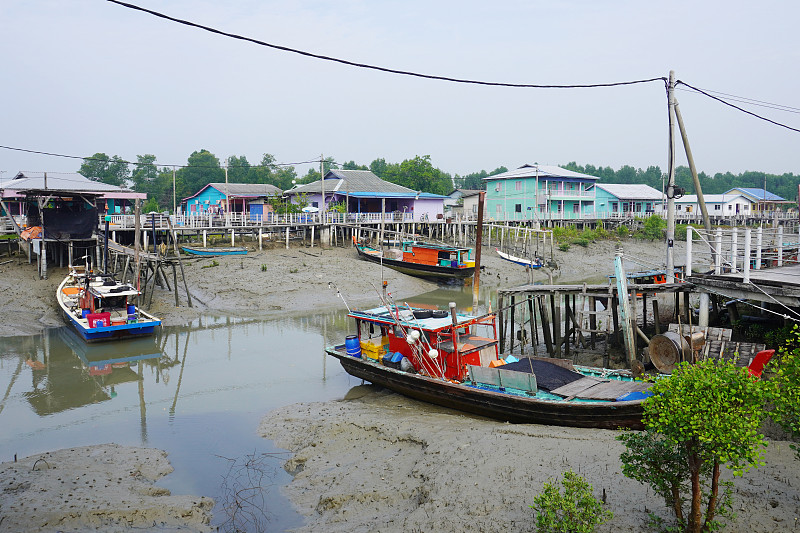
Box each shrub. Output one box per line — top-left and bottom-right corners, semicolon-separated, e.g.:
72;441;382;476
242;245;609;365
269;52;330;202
616;225;629;238
640;215;667;240
574;238;590;247
767;325;800;460
619;358;768;532
558;243;571;252
530;470;612;533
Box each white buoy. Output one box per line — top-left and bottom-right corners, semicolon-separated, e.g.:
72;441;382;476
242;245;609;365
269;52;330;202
428;349;439;359
410;330;421;341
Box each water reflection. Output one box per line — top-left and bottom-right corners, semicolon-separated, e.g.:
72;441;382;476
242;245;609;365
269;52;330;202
0;285;500;530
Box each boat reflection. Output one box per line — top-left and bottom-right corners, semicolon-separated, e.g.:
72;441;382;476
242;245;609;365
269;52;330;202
23;328;165;416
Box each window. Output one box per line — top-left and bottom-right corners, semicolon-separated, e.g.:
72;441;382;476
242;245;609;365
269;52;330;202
495;182;503;192
727;205;732;210
515;181;522;191
573;203;579;213
515;204;522;213
496;204;502;214
611;202;618;213
312;201;319;208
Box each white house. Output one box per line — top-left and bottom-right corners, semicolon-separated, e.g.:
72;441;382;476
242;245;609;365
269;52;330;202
674;193;752;220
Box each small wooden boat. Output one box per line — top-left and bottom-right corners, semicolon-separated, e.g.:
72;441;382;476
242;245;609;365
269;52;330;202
181;246;248;256
56;267;161;343
327;303;652;429
355;240;475;280
495;248;544;268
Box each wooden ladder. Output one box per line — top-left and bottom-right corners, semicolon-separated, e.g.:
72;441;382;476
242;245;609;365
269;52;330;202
572;283;616;364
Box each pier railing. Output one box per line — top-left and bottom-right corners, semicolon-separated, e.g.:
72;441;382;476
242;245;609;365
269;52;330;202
686;226;800;278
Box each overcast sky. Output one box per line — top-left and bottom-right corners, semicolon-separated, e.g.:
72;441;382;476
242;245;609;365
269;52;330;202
2;0;799;181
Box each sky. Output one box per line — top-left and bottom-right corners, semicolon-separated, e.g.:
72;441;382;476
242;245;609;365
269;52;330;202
1;0;799;182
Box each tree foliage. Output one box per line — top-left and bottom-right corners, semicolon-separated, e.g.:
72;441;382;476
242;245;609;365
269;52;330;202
767;326;800;460
619;359;768;533
530;470;612;533
78;153;130;186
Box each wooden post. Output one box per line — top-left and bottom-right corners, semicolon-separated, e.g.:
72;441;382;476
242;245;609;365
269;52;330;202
652;299;661;334
588;296;597;349
472;192;485;309
552;294;561;358
538;296;553;355
528;296;537;356
285;226;290;249
166;217;193;308
134;199;141;297
498;294;505;353
509;296;516;354
563;295;570;357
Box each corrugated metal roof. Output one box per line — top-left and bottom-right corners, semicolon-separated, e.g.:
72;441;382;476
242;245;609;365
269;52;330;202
596;184;662;200
726;188;786;201
288;170;415;195
208;183;282;196
1;172;134;195
483;164;599;181
676;194;747;204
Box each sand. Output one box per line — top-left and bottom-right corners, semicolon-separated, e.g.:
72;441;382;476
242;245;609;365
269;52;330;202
0;444;214;532
1;236;719;532
260;389;800;533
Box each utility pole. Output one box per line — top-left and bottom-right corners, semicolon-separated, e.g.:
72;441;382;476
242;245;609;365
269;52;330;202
320;153;325;220
172;166;177;215
472;191;485;309
224;164;229;223
665;70;677;284
674;97;711;235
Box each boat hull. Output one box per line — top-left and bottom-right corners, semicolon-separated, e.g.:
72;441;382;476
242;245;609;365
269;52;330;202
62;309;160;343
496;249;543;268
356;245;475;280
329;348;644;429
182;246;247;256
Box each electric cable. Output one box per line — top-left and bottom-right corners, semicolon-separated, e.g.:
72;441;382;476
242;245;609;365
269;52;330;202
107;0;667;91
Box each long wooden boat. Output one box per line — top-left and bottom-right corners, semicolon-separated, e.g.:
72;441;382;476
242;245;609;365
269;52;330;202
182;245;247;256
355;240;475;280
328;304;652;429
56;267;161;343
495;248;544;268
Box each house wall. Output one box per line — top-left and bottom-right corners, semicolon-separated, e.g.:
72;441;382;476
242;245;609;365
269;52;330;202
594;189;662;218
412;198;443;221
486;177;596;221
186;187;225;214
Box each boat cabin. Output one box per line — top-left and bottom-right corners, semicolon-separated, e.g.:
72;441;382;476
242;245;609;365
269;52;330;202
399;242;474;269
349;305;498;381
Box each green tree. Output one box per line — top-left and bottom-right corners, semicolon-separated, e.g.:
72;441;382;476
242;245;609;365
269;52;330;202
78;153;130;186
369;158;388;178
342;160;368;170
530;470;612;533
384;155;452;195
131;154;158;191
225;155;251;183
176;149;224;199
619;359;768;532
767;326;800;459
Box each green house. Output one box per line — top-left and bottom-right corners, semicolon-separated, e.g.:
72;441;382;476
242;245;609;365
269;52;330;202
483;164;599;222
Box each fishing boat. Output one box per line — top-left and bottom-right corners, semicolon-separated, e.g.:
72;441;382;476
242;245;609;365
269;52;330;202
495;248;544;268
355;239;475;280
327;302;652;429
181;245;247;256
56;266;161;343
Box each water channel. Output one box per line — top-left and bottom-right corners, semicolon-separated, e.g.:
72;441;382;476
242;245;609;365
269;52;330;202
0;284;489;530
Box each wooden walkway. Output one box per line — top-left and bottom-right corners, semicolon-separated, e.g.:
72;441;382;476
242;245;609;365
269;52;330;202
688;264;800;307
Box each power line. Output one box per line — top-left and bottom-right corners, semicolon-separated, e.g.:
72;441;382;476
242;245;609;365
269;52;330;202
0;144;320;169
675;86;800;115
107;0;667;91
676;81;800;134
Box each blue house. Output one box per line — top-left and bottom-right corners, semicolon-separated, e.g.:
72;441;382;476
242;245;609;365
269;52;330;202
180;183;282;220
594;184;663;219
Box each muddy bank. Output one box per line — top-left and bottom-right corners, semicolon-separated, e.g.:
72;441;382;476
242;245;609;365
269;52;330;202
0;444;214;532
261;389;800;533
0;237;678;336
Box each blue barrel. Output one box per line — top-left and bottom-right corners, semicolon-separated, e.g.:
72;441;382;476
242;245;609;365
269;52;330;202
345;335;361;358
127;304;136;315
82;309;90;318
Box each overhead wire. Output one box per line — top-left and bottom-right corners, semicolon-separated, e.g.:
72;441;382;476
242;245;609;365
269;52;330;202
676;80;800;134
106;0;667;91
0;144;321;170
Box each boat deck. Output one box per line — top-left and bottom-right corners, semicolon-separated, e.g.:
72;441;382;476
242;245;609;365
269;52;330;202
549;376;652;401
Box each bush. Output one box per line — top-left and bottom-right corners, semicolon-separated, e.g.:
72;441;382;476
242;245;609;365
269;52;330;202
574;238;590;247
558;243;571;252
767;325;800;460
616;225;629;238
530;470;612;533
639;215;667;240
